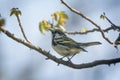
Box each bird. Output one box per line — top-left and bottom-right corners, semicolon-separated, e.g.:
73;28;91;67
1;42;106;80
50;28;101;61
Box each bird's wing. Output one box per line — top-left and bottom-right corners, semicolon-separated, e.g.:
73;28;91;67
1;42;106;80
57;36;87;52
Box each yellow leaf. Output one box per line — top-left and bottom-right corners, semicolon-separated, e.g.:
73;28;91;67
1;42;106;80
51;11;68;26
100;15;105;20
51;12;59;21
0;17;5;27
10;8;22;16
81;27;87;32
58;11;68;19
58;17;66;26
39;20;51;34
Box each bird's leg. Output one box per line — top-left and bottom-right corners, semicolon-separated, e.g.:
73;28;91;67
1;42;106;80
57;56;66;66
59;54;77;63
66;54;77;63
59;55;72;62
67;57;72;63
57;56;68;66
59;56;66;60
69;53;77;60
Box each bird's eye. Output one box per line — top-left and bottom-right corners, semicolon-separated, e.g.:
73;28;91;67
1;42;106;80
54;32;63;38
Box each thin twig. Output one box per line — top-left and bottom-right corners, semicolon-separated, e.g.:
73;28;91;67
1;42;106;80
1;27;120;69
105;15;120;31
16;15;30;42
66;26;113;35
105;16;116;27
61;0;113;45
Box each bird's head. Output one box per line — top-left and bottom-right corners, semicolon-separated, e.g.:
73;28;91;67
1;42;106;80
49;28;66;39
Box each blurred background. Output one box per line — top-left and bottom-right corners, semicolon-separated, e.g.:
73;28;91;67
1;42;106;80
0;0;120;80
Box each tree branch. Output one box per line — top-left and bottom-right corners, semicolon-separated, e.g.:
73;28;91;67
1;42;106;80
0;27;120;69
66;26;113;35
61;0;113;45
104;15;120;31
16;15;30;42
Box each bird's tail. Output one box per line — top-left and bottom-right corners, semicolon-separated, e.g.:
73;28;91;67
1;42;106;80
78;42;101;48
